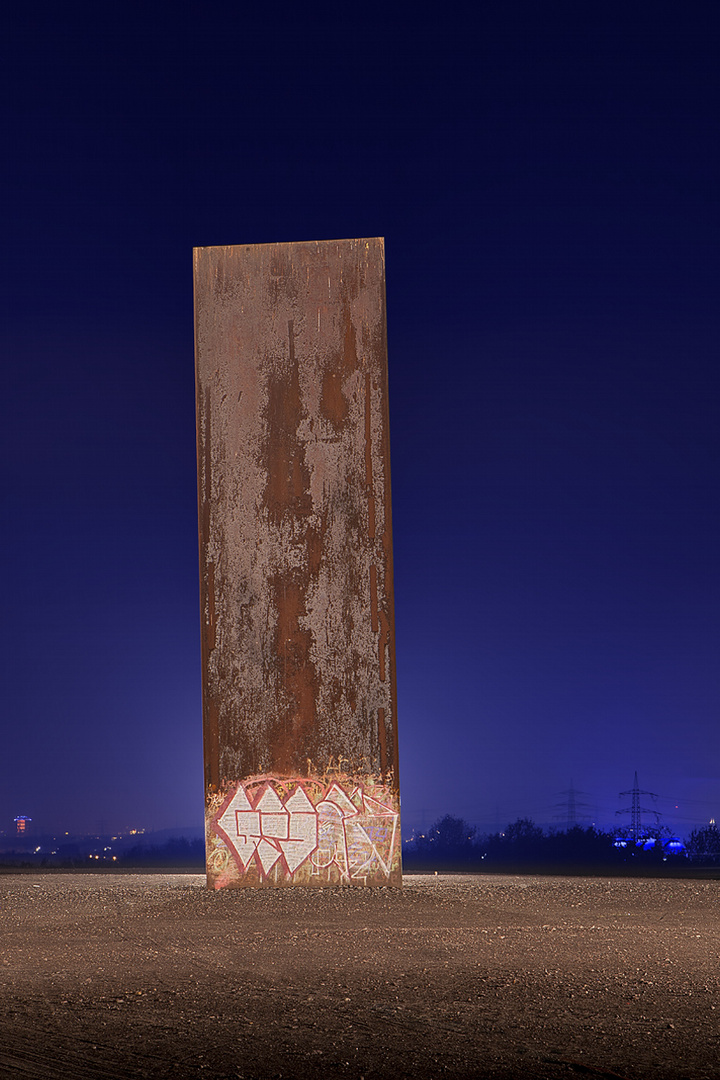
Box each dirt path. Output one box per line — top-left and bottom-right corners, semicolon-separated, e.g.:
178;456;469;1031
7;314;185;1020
1;872;719;1079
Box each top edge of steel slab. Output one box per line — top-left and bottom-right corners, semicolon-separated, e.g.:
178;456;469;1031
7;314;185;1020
193;236;384;254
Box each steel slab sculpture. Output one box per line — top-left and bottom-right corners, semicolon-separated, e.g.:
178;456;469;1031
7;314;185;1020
194;238;401;888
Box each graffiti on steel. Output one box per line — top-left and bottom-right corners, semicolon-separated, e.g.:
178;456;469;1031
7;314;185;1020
207;775;400;888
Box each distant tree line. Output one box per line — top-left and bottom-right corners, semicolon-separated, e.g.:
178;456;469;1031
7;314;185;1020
685;824;720;866
2;821;719;873
119;837;205;867
403;816;720;873
0;836;205;869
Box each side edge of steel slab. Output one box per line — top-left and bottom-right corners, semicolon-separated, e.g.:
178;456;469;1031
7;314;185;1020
194;238;400;888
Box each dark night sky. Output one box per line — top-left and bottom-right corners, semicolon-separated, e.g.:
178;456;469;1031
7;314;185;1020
2;3;719;838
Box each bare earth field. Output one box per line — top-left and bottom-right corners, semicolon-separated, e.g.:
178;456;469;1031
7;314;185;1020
1;872;719;1080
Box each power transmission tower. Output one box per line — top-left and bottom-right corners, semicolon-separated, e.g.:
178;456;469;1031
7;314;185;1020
616;771;660;840
553;780;591;830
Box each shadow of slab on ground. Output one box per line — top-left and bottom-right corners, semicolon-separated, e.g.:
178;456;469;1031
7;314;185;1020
0;872;718;1079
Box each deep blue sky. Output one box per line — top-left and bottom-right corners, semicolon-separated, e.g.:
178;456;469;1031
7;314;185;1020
2;4;719;838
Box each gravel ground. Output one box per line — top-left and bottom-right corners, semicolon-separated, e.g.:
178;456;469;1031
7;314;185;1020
1;872;719;1079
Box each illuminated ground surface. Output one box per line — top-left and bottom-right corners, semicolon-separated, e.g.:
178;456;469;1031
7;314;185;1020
1;872;718;1079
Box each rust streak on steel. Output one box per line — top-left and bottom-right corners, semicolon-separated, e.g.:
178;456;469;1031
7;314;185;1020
364;372;376;539
194;238;400;888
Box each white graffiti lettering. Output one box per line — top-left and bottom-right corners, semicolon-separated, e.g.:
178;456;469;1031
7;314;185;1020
213;778;399;883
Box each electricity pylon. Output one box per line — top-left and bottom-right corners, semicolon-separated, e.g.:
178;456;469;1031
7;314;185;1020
616;771;660;840
553;780;592;830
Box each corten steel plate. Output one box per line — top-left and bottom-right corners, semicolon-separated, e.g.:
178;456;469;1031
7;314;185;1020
194;238;400;889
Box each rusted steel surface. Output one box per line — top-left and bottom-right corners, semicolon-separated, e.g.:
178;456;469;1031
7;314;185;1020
194;239;400;888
